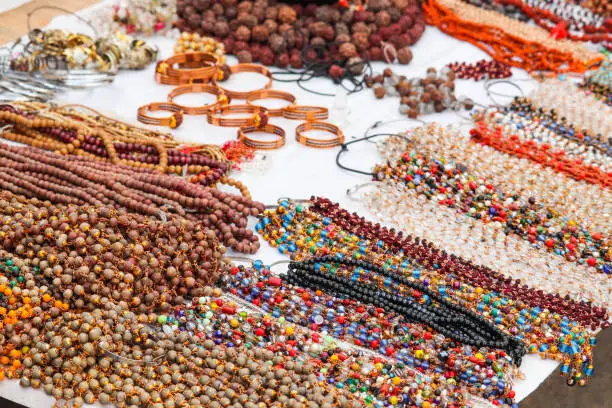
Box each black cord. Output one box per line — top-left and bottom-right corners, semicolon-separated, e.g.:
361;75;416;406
336;132;414;177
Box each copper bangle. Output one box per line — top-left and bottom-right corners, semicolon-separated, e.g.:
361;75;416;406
207;105;268;127
282;105;329;121
213;63;273;99
167;84;231;115
137;103;184;129
246;90;296;117
238;124;286;150
159;52;217;79
295;121;344;148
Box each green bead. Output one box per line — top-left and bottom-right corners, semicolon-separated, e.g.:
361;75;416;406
5;260;13;266
158;315;167;324
17;276;24;283
483;294;490;303
296;205;303;213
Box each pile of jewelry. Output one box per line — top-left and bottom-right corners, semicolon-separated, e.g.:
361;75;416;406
255;199;600;399
0;102;247;191
2;30;157;100
0;141;263;253
174;32;226;62
175;0;425;70
148;57;345;149
580;58;612;105
423;0;604;72
461;0;611;43
447;59;512;80
89;0;178;35
364;67;473;118
374;124;611;311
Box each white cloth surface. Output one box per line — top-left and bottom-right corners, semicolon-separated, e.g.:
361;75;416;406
0;2;564;406
0;0;30;14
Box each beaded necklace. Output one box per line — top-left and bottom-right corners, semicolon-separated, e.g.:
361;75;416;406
378;123;612;236
219;263;511;406
256;200;599;386
168;276;471;407
0;143;263;253
476;108;612;170
374;152;612;273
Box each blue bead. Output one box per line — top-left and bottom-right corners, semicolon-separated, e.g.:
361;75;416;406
254;260;263;270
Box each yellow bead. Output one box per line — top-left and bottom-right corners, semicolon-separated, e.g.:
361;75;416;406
391;377;401;385
389;396;399;405
230;319;239;328
330;354;339;363
285;326;294;335
415;349;424;359
475;352;484;360
374;363;384;371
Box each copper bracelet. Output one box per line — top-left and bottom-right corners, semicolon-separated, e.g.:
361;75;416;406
207;105;268;127
137;103;184;129
246;90;296;117
155;52;218;85
167;84;231;115
295;121;344;148
213;63;273;99
160;52;217;78
282;105;329;121
238;124;286;150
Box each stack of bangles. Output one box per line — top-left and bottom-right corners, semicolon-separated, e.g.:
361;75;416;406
136;102;184;129
167;83;231;114
155;52;218;85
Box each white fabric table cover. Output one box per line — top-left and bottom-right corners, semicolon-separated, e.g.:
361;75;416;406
0;2;563;406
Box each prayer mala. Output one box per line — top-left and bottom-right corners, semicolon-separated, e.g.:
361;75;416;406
0;144;263;253
175;0;426;69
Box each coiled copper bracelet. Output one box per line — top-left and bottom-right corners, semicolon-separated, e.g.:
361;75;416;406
283;105;329;121
167;84;231;115
155;52;218;85
213;63;273;99
238;124;286;150
137;102;184;129
295;121;344;148
207;105;268;127
246;90;296;117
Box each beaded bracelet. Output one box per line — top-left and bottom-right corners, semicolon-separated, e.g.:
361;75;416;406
213;63;272;99
246;90;296;117
167;84;231;115
207;105;268;127
237;124;286;150
295;121;344;148
136;102;184;129
283;105;329;121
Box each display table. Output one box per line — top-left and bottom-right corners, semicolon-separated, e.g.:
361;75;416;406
0;1;592;407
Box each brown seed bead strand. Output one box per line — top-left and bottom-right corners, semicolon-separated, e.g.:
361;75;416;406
0;103;234;190
0;192;225;311
0;143;264;253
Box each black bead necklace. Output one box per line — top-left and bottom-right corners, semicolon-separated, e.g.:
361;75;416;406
283;256;526;365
